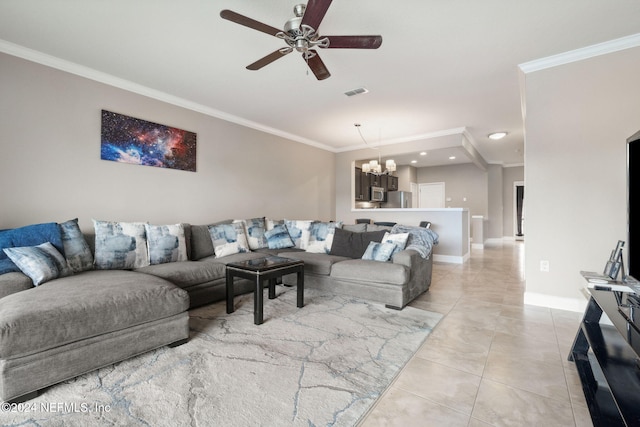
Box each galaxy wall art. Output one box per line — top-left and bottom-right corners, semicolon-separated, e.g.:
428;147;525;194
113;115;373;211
100;110;197;172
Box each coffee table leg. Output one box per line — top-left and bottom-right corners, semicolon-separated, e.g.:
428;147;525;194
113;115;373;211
268;278;277;299
226;269;235;314
297;267;304;308
255;277;264;325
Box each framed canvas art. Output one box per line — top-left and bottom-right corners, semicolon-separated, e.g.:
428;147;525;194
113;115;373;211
100;110;197;172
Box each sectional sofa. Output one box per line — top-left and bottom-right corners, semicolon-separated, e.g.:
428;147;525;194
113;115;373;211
0;217;438;402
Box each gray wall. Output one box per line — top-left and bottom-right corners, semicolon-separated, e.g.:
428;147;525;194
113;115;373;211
0;53;336;232
523;46;640;310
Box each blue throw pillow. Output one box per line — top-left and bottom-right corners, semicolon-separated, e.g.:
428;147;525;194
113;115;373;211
0;222;64;274
3;242;71;285
265;224;295;249
145;223;188;265
361;241;397;262
208;222;250;257
59;218;94;273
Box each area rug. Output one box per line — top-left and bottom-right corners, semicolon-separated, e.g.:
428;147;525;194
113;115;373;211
1;287;442;426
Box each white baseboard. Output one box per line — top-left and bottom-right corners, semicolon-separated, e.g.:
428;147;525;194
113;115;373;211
524;291;587;313
433;252;469;264
472;243;484;250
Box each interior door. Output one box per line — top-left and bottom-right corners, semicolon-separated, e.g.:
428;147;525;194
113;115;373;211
419;182;445;208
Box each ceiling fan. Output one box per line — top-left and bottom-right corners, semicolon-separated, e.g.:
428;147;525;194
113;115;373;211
220;0;382;80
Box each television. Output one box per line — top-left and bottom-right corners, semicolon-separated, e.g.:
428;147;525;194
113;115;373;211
627;130;640;283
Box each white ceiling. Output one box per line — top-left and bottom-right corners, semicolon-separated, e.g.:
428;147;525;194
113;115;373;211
1;1;639;167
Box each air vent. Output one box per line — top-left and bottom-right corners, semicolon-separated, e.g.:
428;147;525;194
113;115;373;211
344;87;369;97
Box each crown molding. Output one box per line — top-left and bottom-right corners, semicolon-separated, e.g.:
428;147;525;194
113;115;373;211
334;127;468;153
0;39;336;153
519;33;640;74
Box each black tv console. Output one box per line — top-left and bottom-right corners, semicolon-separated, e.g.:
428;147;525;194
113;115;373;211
570;287;640;426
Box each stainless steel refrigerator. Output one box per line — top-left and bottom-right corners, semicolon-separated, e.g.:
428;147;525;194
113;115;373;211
384;191;412;208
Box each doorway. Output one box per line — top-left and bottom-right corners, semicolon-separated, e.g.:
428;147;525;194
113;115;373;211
514;181;524;240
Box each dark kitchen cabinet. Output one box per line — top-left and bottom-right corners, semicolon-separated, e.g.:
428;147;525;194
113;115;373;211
355;168;371;201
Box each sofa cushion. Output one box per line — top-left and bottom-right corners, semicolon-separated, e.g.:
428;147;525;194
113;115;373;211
0;222;64;275
135;260;224;288
0;270;189;359
328;228;386;259
59;218;94;273
93;220;149;269
276;251;350;276
330;259;409;285
3;242;71;286
0;272;32;299
145;223;188;265
188;220;233;261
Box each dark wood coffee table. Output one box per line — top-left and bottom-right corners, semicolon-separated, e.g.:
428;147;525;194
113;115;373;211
226;256;304;325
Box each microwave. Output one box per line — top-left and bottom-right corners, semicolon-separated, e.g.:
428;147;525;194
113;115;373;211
370;186;385;202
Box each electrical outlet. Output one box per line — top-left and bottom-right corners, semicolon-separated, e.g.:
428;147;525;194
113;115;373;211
540;260;550;272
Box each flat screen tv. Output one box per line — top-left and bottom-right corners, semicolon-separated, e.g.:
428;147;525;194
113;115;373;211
628;130;640;282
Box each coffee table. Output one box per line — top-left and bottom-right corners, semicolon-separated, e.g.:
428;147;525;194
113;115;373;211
226;256;304;325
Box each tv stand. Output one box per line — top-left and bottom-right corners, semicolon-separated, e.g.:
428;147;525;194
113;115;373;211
570;287;640;426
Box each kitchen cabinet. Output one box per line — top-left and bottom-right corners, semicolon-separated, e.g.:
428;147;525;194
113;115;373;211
355;168;371;201
388;176;398;191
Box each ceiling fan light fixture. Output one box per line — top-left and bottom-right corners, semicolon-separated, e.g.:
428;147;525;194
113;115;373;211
488;132;507;140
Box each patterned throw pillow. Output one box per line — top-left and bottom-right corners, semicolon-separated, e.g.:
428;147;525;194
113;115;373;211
241;217;268;250
0;222;65;275
284;219;313;250
3;242;71;286
93;220;149;270
306;222;342;254
145;223;188;265
382;232;410;257
264;224;295;249
361;241;398;262
208;222;250;257
59;218;94;273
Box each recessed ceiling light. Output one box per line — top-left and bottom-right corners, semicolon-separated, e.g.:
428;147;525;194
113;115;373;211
488;132;507;140
411;160;417;164
420;152;427;156
449;156;456;160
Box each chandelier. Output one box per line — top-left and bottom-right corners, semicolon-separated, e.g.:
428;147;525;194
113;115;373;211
355;124;396;175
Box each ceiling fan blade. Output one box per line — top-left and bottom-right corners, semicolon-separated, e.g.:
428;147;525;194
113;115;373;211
220;10;282;37
247;49;291;70
325;35;383;49
305;51;331;80
301;0;333;30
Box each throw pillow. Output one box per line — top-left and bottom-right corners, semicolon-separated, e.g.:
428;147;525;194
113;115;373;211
284;219;313;250
264;224;295;249
382;232;410;257
306;222;342;254
329;228;387;259
361;241;398;262
145;223;188;265
3;242;71;286
265;218;284;231
208;222;250;257
93;220;149;270
0;222;65;275
241;217;268;250
59;218;94;273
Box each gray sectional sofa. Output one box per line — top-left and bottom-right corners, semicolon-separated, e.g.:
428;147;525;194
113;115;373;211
0;218;437;402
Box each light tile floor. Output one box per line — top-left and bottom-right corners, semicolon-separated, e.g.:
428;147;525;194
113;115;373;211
359;240;593;427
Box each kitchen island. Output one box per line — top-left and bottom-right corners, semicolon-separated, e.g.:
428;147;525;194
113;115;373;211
345;208;470;264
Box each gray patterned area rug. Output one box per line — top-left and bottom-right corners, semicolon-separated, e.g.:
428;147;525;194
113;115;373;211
1;287;442;426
